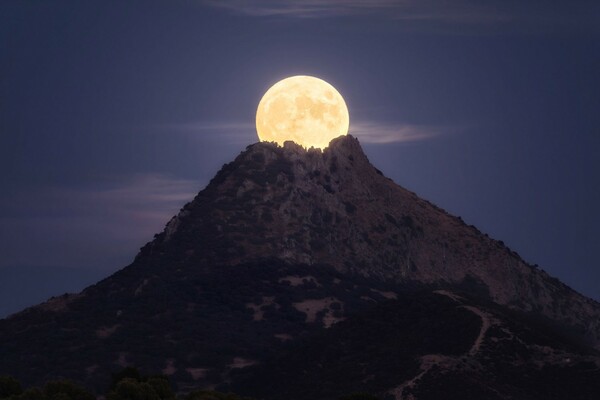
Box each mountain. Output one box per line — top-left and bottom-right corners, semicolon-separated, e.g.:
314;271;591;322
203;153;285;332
1;135;599;399
232;290;600;400
0;266;109;319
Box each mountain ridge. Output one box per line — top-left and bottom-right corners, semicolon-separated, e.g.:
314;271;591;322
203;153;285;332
1;134;599;398
134;134;600;347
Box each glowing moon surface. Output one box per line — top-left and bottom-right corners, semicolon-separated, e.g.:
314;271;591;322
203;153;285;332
256;76;349;149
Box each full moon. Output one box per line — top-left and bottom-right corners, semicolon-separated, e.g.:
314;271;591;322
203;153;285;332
256;76;349;150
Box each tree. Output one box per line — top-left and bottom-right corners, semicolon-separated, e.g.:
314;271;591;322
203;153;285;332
0;376;22;399
107;378;159;400
338;393;380;400
145;376;175;400
108;368;175;400
43;380;94;400
184;390;255;400
10;388;45;400
110;367;143;390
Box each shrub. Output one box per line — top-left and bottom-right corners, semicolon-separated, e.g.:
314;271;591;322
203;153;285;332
43;381;94;400
0;376;22;399
338;393;379;400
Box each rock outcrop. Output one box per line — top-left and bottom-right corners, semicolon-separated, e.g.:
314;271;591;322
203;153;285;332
141;135;600;346
1;135;598;398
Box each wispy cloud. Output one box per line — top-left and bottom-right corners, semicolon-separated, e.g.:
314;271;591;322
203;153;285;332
162;121;254;132
156;119;445;145
350;121;446;144
202;0;597;33
83;173;200;223
0;174;200;270
150;121;256;145
203;0;403;18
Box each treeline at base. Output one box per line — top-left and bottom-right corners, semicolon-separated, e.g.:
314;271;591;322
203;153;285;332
0;368;379;400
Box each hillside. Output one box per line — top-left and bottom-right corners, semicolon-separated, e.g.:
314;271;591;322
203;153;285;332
1;135;599;398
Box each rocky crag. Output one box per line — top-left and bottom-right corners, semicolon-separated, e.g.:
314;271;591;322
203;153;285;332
146;135;600;344
1;135;598;399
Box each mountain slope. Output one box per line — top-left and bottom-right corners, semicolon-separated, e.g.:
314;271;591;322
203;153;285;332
0;135;598;397
232;290;600;400
140;135;600;345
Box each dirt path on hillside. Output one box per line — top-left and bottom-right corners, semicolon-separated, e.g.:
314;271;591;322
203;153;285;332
462;305;492;356
388;290;495;400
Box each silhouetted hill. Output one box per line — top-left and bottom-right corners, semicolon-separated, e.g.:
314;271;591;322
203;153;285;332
233;290;600;400
1;135;599;399
0;266;108;319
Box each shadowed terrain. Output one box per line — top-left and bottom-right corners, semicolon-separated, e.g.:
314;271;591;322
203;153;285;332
1;136;599;399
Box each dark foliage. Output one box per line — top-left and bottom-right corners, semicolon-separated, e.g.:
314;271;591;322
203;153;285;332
338;393;380;400
0;377;22;398
0;379;94;400
184;389;254;400
231;292;481;400
2;137;600;400
0;260;410;392
0;376;253;400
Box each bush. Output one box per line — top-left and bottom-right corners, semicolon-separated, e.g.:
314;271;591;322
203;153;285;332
11;388;45;400
107;378;159;400
110;367;143;390
0;376;22;398
43;381;94;400
108;368;174;400
185;390;254;400
338;393;379;400
146;377;175;400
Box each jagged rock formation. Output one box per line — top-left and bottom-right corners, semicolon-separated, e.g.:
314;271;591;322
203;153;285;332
0;135;599;399
143;135;600;345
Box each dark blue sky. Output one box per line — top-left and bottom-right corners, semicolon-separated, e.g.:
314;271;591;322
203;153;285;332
1;0;599;317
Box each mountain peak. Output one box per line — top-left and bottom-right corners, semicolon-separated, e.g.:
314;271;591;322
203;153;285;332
144;134;395;270
2;132;600;395
230;134;375;185
132;134;600;351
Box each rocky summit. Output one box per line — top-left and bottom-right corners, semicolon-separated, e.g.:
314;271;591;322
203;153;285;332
1;135;599;399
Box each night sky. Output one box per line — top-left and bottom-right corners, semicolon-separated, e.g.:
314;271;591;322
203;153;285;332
1;1;599;318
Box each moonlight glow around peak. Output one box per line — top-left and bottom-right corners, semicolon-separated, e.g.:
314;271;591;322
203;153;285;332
256;76;349;149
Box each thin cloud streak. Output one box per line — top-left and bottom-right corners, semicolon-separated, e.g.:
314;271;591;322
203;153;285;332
152;121;256;144
0;174;201;270
350;121;445;144
162;122;254;132
86;174;200;216
202;0;598;33
158;120;444;145
203;0;402;17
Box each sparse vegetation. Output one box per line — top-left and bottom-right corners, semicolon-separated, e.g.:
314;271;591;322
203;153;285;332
0;378;93;400
0;372;257;400
2;137;600;400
